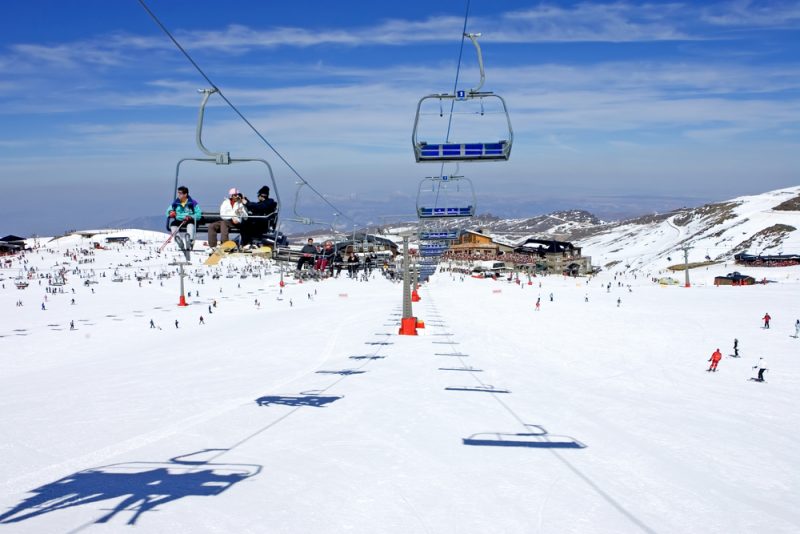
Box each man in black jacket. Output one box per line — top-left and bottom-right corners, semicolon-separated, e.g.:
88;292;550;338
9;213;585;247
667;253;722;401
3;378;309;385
297;238;317;271
241;186;278;247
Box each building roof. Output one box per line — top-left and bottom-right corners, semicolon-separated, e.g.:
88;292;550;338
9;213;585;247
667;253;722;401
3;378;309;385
0;235;26;243
515;238;578;254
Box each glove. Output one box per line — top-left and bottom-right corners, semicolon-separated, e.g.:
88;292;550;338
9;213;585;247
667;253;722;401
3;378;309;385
169;211;177;218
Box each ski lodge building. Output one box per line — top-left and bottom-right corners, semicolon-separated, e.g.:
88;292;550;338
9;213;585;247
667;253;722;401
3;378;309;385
0;235;26;255
513;238;592;276
446;230;592;275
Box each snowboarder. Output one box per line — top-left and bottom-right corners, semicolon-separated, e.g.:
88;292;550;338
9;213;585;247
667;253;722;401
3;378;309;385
199;316;205;325
617;297;621;307
752;358;768;382
208;305;212;314
535;298;540;311
175;319;179;329
149;319;155;329
733;338;739;357
762;313;771;329
70;320;75;330
549;292;553;302
707;348;722;372
41;302;45;311
794;319;800;338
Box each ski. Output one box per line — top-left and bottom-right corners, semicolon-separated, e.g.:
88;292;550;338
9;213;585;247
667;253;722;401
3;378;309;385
158;219;187;253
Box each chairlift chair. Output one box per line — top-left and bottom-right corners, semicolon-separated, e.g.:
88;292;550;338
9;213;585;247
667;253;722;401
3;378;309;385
418;217;460;241
171;88;282;253
416;175;476;219
284;182;339;231
412;33;513;163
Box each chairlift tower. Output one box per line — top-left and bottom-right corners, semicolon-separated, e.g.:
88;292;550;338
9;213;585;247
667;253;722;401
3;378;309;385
398;232;418;335
169;260;190;306
680;245;692;288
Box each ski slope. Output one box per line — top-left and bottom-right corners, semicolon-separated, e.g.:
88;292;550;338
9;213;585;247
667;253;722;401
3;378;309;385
581;186;800;275
1;234;799;533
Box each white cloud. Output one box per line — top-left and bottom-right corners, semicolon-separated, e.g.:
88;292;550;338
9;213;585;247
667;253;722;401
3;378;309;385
700;0;800;28
4;0;788;77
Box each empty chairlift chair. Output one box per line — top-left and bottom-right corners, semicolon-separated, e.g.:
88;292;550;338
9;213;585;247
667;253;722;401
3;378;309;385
411;33;513;163
416;175;476;220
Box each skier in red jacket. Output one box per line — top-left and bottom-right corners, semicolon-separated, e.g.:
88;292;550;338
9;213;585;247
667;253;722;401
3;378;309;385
763;313;771;329
708;349;722;372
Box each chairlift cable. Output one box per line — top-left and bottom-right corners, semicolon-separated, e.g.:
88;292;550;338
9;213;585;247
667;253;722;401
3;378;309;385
137;0;356;226
438;0;472;184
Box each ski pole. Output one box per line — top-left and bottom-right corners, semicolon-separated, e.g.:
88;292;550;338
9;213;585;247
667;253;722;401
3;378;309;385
158;219;188;253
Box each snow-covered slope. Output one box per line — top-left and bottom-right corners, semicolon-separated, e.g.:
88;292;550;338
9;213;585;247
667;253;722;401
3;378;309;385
579;186;800;273
1;191;800;533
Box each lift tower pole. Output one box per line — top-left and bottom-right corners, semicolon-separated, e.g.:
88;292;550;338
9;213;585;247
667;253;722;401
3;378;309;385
680;245;693;288
398;232;418;335
169;260;190;306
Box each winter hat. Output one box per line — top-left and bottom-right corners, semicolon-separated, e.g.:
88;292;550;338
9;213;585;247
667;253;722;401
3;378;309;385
257;185;270;197
228;187;240;197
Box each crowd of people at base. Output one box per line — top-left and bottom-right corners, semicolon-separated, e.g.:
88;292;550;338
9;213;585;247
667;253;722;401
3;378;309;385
439;249;580;265
296;238;386;279
166;185;278;253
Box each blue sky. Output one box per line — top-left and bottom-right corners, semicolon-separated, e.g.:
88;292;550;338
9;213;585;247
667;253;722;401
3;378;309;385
1;0;799;235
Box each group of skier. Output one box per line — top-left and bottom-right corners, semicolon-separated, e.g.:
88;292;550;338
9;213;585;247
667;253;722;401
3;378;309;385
705;313;800;382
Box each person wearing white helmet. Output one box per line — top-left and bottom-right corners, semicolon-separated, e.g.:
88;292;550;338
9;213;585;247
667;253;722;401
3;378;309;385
207;187;248;248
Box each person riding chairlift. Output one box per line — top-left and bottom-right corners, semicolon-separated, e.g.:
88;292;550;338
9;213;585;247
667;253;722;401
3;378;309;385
207;188;248;249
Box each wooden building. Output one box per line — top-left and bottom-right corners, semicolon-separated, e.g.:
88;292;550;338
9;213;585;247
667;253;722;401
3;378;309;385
514;238;592;275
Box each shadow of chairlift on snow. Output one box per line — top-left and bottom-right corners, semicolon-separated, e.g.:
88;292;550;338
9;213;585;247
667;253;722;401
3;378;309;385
0;449;261;526
445;385;509;393
255;393;342;407
463;425;586;449
349;355;386;361
316;369;366;376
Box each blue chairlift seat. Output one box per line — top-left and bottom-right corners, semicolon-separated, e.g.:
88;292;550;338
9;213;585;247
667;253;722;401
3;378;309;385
419;242;449;251
419;250;446;258
417;141;509;162
418;206;474;218
420;230;459;240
